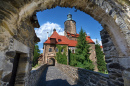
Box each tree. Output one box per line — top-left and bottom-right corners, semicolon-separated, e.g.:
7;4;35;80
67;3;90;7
73;28;94;70
55;45;67;65
95;39;107;73
33;43;40;67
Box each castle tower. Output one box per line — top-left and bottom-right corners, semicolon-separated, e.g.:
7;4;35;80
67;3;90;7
64;13;76;34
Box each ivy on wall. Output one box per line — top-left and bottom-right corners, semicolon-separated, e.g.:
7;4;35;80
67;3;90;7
55;45;67;65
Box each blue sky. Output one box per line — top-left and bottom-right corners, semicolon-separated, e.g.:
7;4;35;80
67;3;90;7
35;6;103;53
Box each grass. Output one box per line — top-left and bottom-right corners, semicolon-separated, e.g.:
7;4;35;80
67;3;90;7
33;64;40;68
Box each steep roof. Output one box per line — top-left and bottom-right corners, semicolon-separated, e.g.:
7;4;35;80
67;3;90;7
44;31;95;46
67;32;95;44
86;36;95;44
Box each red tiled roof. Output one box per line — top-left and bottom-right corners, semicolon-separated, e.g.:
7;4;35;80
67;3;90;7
44;31;95;46
86;36;95;44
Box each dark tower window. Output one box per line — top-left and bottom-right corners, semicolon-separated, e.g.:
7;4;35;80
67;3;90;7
49;48;52;52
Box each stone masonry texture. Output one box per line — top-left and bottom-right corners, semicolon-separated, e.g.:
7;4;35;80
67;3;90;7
56;63;109;86
28;64;47;86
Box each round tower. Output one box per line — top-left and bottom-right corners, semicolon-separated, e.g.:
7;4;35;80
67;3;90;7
64;13;76;34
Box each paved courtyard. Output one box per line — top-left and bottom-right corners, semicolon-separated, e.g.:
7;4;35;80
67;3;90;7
37;66;80;86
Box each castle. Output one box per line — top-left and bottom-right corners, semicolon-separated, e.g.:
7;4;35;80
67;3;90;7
39;13;98;71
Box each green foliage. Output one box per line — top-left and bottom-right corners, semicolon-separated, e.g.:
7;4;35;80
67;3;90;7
55;45;67;65
32;64;40;68
69;50;77;66
95;40;107;73
33;43;40;67
69;28;94;70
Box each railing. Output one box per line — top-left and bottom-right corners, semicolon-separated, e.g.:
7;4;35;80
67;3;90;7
28;64;47;86
55;63;109;86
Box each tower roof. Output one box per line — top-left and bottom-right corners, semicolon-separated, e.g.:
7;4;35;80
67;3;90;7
67;13;72;20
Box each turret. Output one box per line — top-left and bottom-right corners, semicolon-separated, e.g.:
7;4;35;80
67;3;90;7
64;13;76;34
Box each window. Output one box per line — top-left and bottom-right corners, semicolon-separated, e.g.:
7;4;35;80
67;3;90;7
56;48;58;52
72;49;74;53
49;48;52;52
58;39;61;42
61;49;64;52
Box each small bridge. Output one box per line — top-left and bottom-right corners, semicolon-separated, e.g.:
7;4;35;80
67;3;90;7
28;63;109;86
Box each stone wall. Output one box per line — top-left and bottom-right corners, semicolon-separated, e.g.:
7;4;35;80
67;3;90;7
0;16;39;85
64;20;76;34
56;63;109;86
27;64;47;86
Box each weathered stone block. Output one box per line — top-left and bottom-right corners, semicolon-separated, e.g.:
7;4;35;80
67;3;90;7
108;63;120;69
6;51;16;57
90;78;97;84
105;59;113;63
2;72;12;82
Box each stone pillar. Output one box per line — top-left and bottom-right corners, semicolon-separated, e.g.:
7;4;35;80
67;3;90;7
100;29;130;86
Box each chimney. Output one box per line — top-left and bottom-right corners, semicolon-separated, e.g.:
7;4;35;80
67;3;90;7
47;32;49;39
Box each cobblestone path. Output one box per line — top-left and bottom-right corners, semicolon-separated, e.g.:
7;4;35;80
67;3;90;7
37;66;79;86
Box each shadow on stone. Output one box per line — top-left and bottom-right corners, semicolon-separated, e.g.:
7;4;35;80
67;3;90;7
45;79;78;86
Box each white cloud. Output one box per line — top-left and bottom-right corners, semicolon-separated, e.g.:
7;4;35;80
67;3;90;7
92;39;102;46
35;22;64;43
40;48;43;51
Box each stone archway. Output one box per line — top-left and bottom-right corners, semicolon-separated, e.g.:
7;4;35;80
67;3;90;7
48;58;55;66
0;0;129;86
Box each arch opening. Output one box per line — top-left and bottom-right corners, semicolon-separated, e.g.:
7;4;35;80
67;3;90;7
0;0;130;86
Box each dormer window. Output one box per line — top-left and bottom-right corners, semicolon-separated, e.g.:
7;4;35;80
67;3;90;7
50;38;56;44
58;39;61;42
